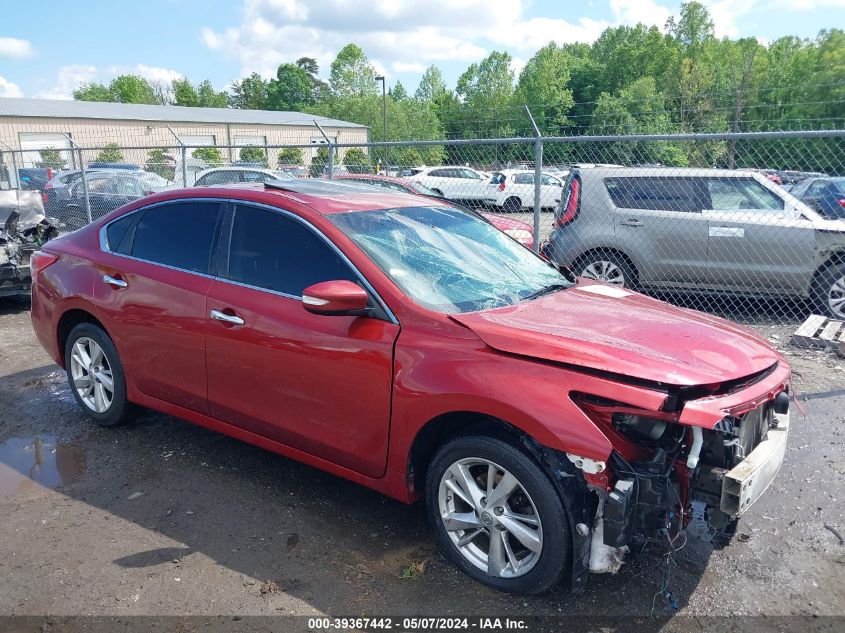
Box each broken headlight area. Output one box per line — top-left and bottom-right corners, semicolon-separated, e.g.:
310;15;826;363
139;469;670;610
0;204;59;297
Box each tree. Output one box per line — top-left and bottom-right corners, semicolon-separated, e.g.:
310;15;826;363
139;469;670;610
268;64;314;110
145;149;175;180
35;149;66;170
173;78;229;108
74;75;162;104
296;57;319;76
415;65;448;101
172;78;200;106
396;147;424;167
192;147;224;166
94;143;124;164
277;147;304;165
514;43;575;135
310;146;330;177
196;80;229;108
389;81;408;101
229;73;269;109
239;146;268;166
330;44;377;98
343;147;370;173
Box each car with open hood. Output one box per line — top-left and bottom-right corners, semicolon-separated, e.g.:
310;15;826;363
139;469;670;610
30;179;792;594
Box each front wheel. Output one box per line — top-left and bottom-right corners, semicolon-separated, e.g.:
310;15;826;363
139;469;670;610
65;322;136;426
426;435;570;594
812;262;845;319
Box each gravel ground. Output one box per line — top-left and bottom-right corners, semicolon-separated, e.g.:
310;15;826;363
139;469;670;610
0;297;843;630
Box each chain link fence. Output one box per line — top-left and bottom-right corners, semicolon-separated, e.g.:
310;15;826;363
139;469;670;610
2;128;844;394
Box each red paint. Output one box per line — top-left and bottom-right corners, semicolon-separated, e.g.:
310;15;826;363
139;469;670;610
30;183;791;504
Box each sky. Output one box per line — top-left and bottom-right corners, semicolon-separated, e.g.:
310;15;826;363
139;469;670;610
1;0;844;102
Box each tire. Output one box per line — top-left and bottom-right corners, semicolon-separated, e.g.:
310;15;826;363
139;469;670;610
425;435;571;594
812;261;845;319
503;197;521;213
64;322;136;426
576;251;635;288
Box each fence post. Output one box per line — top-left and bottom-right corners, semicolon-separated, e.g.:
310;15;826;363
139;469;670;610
77;148;92;225
313;120;333;179
525;106;543;254
166;126;188;187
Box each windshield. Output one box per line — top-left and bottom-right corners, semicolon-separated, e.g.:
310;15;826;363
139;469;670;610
329;206;572;314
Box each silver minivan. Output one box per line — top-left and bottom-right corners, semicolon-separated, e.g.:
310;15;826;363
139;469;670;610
543;167;845;318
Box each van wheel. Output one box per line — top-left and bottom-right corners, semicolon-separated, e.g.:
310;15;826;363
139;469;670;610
577;251;634;287
812;261;845;319
503;197;522;212
64;323;136;426
426;435;570;594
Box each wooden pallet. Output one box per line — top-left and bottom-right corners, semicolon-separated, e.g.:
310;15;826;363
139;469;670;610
790;314;845;357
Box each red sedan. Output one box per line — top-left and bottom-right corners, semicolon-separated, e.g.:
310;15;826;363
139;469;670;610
30;180;791;594
333;173;535;249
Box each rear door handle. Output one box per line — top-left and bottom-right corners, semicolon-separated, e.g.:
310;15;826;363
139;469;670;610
620;218;643;227
210;309;245;325
102;274;127;289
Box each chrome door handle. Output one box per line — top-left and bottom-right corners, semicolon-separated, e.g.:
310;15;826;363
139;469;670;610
102;274;127;288
620;218;643;227
210;309;245;325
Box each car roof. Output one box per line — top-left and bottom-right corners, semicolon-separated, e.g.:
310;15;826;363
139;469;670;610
577;166;776;178
185;179;433;214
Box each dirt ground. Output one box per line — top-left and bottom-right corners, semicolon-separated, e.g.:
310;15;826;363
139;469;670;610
1;296;844;631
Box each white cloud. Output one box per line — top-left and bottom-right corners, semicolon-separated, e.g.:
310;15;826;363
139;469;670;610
201;0;610;83
610;0;673;29
33;64;183;100
0;75;23;98
0;36;33;58
701;0;757;38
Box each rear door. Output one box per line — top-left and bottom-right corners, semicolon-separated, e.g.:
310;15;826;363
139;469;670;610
604;176;709;287
702;176;816;293
93;200;223;413
204;203;399;478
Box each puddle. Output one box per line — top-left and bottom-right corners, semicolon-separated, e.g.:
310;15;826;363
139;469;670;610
0;436;86;498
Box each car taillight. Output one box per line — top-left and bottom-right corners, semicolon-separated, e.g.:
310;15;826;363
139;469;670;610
498;181;506;191
555;176;580;228
838;198;845;208
30;251;58;283
47;168;55;180
41;192;49;205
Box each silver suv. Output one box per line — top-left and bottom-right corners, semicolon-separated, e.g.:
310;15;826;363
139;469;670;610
543;167;845;318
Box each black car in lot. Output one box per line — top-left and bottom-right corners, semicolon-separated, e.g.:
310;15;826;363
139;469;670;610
17;168;55;191
790;177;845;220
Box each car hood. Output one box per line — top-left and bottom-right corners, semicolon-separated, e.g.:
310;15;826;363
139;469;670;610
451;282;780;386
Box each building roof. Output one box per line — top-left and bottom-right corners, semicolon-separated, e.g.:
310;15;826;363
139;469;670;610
0;97;366;129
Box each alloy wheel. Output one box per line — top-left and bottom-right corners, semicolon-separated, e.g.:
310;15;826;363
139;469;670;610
829;274;845;319
580;260;625;285
69;337;114;413
438;457;543;579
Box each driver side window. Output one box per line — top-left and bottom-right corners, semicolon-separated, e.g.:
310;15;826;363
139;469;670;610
705;178;784;212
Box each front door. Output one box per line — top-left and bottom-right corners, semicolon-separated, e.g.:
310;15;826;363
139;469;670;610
702;176;817;293
204;203;399;478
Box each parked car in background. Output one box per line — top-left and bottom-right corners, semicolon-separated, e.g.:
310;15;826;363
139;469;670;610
544;167;845;318
45;171;171;229
405;166;491;205
277;165;308;178
789;177;845;220
487;170;564;211
0;190;58;297
87;162;141;171
194;167;294;186
31;178;792;595
333;174;536;249
17;168;56;191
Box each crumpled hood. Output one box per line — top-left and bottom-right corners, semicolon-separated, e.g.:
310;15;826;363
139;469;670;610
451;282;780;386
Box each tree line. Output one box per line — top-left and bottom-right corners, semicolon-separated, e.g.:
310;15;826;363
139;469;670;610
73;2;844;171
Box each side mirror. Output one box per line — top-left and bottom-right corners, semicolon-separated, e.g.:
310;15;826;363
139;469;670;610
302;280;369;316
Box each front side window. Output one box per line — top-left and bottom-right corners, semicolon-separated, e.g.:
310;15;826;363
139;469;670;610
225;205;357;296
605;177;702;212
130;202;221;273
428;169;449;178
705;178;784;211
329;206;572;314
514;173;534;185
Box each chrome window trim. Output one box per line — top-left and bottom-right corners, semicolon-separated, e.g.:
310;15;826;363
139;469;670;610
98;197;399;325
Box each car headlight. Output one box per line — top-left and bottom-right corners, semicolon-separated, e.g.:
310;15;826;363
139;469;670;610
503;229;532;241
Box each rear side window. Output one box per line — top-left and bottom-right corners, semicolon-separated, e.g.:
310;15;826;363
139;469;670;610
225;205;357;296
105;214;135;251
130;202;221;273
605;177;702;212
704;178;783;211
197;171;241;186
514;173;534;185
428;169;450;178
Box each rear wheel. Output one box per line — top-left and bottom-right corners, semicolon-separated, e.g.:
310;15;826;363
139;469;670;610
576;251;634;287
812;261;845;319
426;435;570;594
65;323;135;426
503;197;522;212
